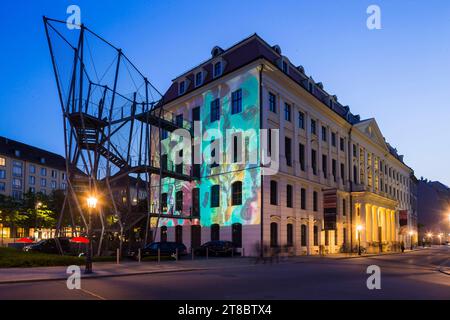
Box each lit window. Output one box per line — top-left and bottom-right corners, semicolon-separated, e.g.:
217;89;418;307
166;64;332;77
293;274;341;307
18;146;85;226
0;157;5;166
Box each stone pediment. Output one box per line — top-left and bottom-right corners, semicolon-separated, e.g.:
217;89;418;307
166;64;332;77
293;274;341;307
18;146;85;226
354;118;389;152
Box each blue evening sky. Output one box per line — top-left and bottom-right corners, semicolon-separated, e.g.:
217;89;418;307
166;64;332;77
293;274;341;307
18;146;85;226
0;0;449;185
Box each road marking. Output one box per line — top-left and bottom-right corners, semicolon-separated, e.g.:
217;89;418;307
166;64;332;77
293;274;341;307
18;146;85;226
79;288;107;300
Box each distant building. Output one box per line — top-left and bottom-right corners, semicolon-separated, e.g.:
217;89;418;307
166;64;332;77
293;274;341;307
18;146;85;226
417;178;450;243
0;136;68;199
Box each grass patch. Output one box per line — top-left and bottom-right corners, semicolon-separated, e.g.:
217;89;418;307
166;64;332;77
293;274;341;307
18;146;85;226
0;248;116;268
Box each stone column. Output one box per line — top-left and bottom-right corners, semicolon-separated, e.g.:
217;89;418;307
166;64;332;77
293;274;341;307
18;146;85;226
306;112;312;179
365;203;372;243
372;205;378;242
307;215;314;255
359;202;366;245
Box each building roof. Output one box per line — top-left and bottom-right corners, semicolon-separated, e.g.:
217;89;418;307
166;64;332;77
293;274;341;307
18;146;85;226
161;33;408;165
0;136;66;170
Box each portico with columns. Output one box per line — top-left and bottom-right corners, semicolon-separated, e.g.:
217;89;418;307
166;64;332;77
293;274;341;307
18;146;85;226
352;191;399;252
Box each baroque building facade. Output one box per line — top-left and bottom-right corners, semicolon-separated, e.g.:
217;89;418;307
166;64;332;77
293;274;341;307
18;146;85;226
150;34;417;255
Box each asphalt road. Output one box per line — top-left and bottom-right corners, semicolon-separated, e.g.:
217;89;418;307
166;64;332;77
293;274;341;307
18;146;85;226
0;247;448;300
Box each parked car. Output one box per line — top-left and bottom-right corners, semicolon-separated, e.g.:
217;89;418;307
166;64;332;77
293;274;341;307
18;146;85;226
23;238;74;255
131;242;187;259
194;241;238;257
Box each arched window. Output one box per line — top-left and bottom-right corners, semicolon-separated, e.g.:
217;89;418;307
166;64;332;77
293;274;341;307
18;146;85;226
313;225;319;246
176;191;183;211
191;225;201;249
161;226;167;242
270;222;278;247
175;225;183;244
232;223;242;248
211;224;220;241
231;181;242;206
301;224;307;246
286;223;293;246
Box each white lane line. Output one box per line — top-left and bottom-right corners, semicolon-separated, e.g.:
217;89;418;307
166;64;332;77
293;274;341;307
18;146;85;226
79;288;107;300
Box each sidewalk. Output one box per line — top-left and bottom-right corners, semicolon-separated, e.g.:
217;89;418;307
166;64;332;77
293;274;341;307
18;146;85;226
316;247;428;260
0;257;256;284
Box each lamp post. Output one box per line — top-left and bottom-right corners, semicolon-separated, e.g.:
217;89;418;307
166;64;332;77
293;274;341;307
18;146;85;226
408;230;413;251
356;224;363;255
35;201;42;240
85;196;98;274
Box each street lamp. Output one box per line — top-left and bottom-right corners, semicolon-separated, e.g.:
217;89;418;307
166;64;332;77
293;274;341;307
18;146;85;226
85;195;98;274
35;201;43;240
356;224;363;255
409;230;414;251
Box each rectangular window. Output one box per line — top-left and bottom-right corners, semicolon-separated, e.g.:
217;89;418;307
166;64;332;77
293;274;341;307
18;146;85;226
322;155;327;178
321;126;327;142
161;193;168;210
12;178;22;189
311;149;317;175
40;168;47;176
29;176;35;185
161;130;168;140
211;185;220;207
286;184;293;208
0;182;6;191
192;106;200;122
340;163;345;181
300;188;306;210
176;114;183;127
40;178;46;187
176;191;183;211
313;191;318;211
284;103;291;122
213;61;222;78
269;92;277;113
0;157;5;166
282;60;288;73
298;111;305;129
51;170;57;179
311;119;316;135
232;134;242;163
299;143;305;171
29;164;35;174
12;190;22;199
51;180;57;189
195;72;203;87
210;98;220;122
342;199;346;216
231;89;242;114
12;161;22;177
331;132;336;147
0;170;5;179
340;138;345;151
353;144;357;157
285;137;292;167
179;81;185;95
270;180;278;205
332;159;337;182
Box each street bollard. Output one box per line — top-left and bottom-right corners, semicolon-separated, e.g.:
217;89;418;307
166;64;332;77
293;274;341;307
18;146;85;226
206;247;209;260
116;248;120;265
158;248;160;263
138;248;141;263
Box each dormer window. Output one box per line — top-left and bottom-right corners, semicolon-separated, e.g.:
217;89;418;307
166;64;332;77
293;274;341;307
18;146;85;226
282;60;288;73
195;71;203;87
40;157;46;164
178;80;186;95
14;150;20;157
213;61;222;78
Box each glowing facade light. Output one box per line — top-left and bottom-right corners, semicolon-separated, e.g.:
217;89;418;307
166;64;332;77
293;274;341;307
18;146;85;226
86;196;98;209
356;225;363;232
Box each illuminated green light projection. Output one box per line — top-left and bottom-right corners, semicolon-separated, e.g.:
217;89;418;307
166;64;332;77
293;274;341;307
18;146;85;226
158;68;261;227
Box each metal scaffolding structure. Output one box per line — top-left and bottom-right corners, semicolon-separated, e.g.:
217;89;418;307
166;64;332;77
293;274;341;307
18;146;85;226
43;17;194;255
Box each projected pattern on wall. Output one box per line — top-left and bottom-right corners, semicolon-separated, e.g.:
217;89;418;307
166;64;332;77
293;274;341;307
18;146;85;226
158;68;261;227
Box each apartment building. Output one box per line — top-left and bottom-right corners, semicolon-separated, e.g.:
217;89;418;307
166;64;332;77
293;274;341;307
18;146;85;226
150;34;416;255
0;136;67;199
